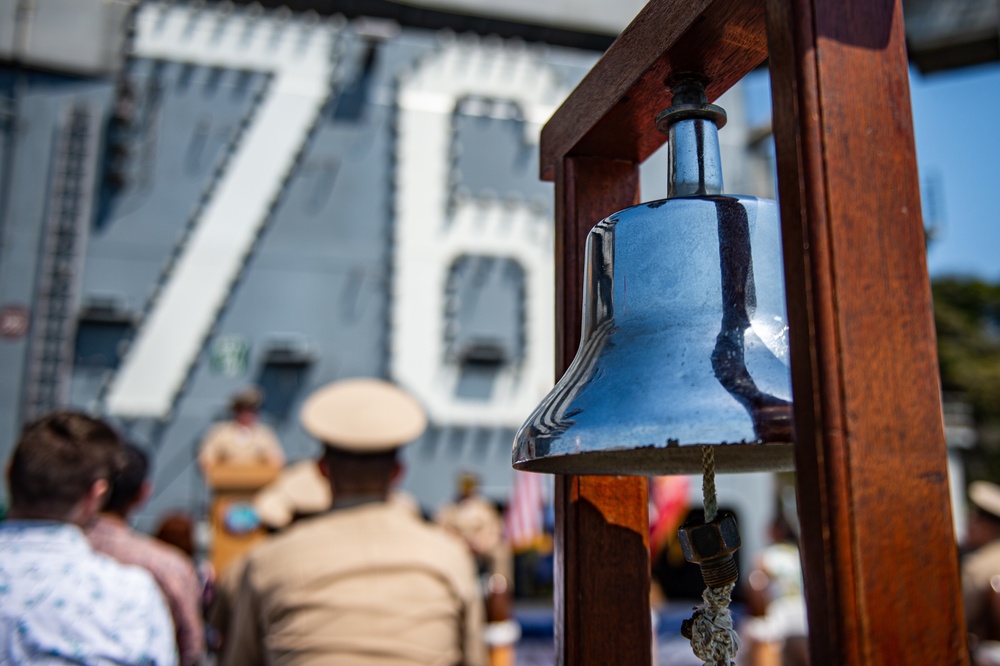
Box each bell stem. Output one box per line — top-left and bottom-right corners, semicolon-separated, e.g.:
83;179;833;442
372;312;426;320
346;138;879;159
656;78;727;198
668;118;724;197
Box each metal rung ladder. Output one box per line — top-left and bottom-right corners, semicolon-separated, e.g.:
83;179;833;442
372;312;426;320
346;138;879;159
22;104;98;421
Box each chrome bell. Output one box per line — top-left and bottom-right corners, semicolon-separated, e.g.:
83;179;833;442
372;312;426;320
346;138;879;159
513;80;794;476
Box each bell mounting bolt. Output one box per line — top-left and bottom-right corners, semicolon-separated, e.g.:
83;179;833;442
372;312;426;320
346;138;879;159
655;77;727;134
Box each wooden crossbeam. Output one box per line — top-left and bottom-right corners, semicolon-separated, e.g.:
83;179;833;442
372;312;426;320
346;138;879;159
540;0;767;181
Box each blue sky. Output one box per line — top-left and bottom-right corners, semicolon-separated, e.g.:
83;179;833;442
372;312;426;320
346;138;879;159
741;61;1000;283
910;61;1000;281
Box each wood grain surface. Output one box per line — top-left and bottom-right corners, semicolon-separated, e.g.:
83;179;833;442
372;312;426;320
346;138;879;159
552;156;651;666
766;0;968;662
539;0;767;181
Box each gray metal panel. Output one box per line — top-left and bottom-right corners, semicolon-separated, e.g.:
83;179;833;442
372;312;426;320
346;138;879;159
395;0;644;36
0;0;16;60
451;104;551;205
0;19;598;519
120;34;427;521
1;0;135;76
403;426;519;510
0;74;113;497
447;256;525;366
83;61;272;314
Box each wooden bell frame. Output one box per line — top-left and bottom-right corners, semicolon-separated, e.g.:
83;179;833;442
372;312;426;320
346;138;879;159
542;0;967;663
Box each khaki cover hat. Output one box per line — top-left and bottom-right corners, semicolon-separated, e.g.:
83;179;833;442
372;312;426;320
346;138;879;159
253;460;331;529
971;481;1000;520
300;378;427;451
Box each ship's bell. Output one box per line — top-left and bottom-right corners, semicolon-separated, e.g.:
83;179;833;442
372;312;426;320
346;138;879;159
513;80;794;476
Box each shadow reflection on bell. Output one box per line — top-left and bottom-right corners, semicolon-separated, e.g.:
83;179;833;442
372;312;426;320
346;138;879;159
711;198;793;443
521;218;618;451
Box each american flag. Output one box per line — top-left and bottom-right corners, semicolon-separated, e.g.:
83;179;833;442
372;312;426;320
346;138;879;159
505;471;546;551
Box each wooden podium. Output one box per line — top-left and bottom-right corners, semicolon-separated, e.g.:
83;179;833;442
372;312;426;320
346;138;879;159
204;463;281;576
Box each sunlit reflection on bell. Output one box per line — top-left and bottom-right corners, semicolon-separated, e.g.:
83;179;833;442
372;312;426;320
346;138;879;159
513;80;794;476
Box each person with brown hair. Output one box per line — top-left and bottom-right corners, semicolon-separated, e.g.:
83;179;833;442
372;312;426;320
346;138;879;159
86;442;206;665
154;512;197;558
0;411;177;665
221;378;485;666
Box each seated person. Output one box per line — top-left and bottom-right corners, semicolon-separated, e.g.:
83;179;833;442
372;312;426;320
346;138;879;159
86;442;206;665
0;411;177;665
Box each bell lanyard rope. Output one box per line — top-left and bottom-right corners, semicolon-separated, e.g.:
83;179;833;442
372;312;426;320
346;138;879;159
684;446;741;666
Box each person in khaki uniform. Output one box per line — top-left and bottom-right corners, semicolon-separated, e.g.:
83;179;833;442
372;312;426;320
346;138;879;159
251;456;421;531
198;387;285;473
221;378;486;666
434;472;512;587
963;482;1000;647
252;456;331;531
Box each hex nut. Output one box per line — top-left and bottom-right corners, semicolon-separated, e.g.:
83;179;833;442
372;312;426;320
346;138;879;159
678;512;741;564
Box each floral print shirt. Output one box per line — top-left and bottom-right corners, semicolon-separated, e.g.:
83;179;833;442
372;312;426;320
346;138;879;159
0;520;178;665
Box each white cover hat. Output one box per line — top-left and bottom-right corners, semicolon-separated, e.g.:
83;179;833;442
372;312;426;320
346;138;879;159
300;378;427;452
971;481;1000;520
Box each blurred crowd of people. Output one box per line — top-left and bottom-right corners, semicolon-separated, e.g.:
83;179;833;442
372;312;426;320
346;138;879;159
0;412;179;663
7;378;1000;666
0;378;522;665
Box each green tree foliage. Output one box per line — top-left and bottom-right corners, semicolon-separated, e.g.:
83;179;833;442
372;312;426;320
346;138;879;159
933;277;1000;481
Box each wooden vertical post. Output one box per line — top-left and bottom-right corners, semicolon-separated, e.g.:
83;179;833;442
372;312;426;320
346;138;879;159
766;0;968;662
552;156;651;666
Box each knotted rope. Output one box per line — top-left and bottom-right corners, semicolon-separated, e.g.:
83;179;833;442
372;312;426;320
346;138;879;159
684;446;741;666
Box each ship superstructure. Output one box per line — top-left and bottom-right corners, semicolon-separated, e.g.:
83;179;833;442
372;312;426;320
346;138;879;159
0;1;779;567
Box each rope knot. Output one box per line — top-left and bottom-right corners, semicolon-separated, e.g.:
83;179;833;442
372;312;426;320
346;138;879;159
682;446;740;666
684;583;740;665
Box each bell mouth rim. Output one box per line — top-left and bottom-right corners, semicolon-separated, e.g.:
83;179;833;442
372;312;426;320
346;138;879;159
512;441;795;476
